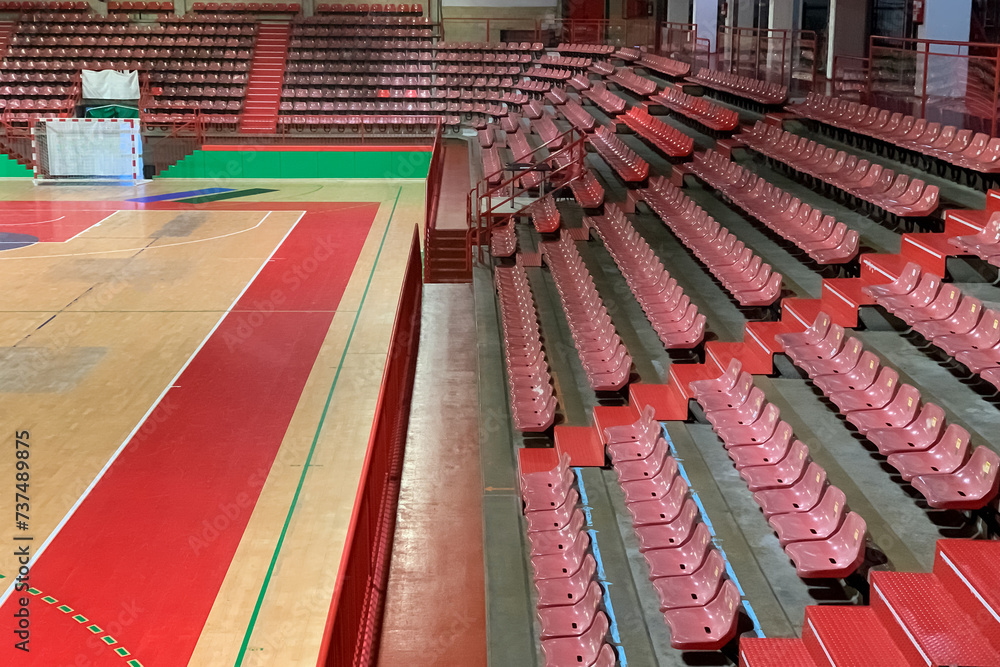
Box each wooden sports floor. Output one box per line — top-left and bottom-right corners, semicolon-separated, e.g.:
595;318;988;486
0;177;425;666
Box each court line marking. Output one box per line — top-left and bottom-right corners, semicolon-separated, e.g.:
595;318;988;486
0;209;300;610
234;187;402;666
0;211;275;259
0;215;66;225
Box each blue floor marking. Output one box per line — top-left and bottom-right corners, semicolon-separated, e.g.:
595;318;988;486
574;467;628;663
127;187;234;203
659;425;766;638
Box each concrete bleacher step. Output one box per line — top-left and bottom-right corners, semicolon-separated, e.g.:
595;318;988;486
900;232;957;277
933;539;1000;633
802;606;912;666
739;637;819;666
870;570;1000;667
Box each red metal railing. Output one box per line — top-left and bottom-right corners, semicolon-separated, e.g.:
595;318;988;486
316;224;423;667
466;125;588;263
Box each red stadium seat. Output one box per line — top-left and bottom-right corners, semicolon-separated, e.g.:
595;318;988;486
540;612;609;666
753;462;826;517
911;446;1000;510
634;499;699;552
887;423;970;481
740;440;811;492
652;549;725;610
727;421;795;468
537;581;603;639
785;511;866;578
644;522;713;578
769;485;848;547
662;579;740;650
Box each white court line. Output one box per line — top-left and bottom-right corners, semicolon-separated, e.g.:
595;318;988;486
0;209;303;608
0;210;282;259
0;215;66;225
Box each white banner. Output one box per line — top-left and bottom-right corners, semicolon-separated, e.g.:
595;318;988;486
82;70;140;100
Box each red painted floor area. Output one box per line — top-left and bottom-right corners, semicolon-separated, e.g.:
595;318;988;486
0;203;116;241
0;203;377;666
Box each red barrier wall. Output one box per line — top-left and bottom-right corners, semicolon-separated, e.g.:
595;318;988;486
316;225;424;667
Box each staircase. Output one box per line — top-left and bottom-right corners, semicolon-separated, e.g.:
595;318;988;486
239;23;290;134
424;229;472;283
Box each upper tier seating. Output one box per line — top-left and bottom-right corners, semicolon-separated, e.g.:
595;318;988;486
740;121;940;217
689;67;787;105
650;85;739;132
789;92;1000;174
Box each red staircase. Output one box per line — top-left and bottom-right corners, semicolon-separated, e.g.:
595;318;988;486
740;539;1000;666
239;23;290;134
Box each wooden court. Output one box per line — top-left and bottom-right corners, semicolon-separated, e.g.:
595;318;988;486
0;177;425;666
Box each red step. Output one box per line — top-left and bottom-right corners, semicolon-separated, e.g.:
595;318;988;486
592;404;642;444
860;253;913;286
553;425;605;467
739;638;819;667
900;232;956;277
516;447;560;476
705;340;774;375
744;320;790;356
933;539;1000;632
820;278;873;328
629;381;690;421
802;606;911;666
944;207;991;236
870;570;1000;667
781;297;823;331
238;23;291;134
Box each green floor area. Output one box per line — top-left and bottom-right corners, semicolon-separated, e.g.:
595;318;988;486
160;148;432;179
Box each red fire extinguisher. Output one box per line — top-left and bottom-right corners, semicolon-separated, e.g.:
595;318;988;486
912;0;925;25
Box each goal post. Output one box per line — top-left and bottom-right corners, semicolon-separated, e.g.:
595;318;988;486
32;118;144;183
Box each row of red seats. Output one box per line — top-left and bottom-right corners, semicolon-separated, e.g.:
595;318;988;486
740;539;1000;666
496;263;558;431
590;204;706;349
498;114;518;133
2;58;251;71
528;66;571;81
621;107;694;159
790;93;1000;174
556;42;615;55
291;49;534;64
10;47;252;59
0;83;69;96
601;409;742;649
607;66;657;97
863;262;1000;391
280;99;500;115
588;60;613;77
287;73;430;86
284;87;513;101
315;2;422;14
540;232;632;391
106;1;173;10
551;149;604;209
588;125;649;182
157;85;244;99
951;211;1000;267
299;13;428;24
689;149;859;264
276;113;459;130
639;177;784;306
0;71;72;82
146;98;241;112
692;359;868;578
190;2;301;12
286;62;520;77
18;35;254;47
519;79;550;93
530;110;563;149
538;54;591;69
545;84;567;106
518;452;616;666
615;45;641;62
580;82;625;116
151;72;248;84
740;121;940;217
525;195;560;234
507;126;543;189
689;67;787;105
775;313;1000;509
489;217;515;257
0;1;86;9
19;21;256;34
289;37;433;49
649;85;739;132
566;72;589;92
481;143;501;186
637;51;690;78
293;26;434;37
559;98;597;133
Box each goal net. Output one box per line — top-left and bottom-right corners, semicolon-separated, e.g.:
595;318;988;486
32;118;144;183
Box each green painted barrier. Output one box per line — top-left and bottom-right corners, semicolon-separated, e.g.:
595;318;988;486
0;154;33;178
160;149;432;179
